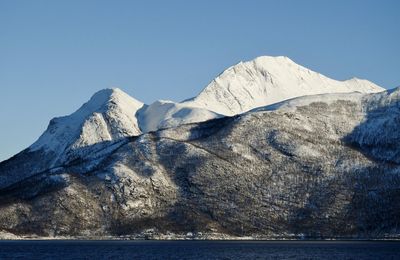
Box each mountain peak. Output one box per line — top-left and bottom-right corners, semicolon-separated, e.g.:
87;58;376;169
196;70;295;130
29;88;144;165
23;55;385;165
87;88;142;111
184;55;384;115
253;55;293;63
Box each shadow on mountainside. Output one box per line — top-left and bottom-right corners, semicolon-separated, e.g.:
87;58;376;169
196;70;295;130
286;163;400;238
285;102;400;239
343;95;400;165
2;99;400;238
0;136;137;203
108;116;241;236
0;135;144;237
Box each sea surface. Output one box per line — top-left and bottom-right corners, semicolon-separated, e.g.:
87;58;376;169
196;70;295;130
0;240;399;259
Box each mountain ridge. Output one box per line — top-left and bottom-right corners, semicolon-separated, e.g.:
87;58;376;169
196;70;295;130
184;56;382;115
16;55;384;164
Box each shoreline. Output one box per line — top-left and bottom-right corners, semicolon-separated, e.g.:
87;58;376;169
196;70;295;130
1;235;400;242
2;229;400;241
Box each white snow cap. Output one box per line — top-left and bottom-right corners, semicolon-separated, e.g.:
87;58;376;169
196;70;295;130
184;56;384;115
30;88;144;155
29;56;385;160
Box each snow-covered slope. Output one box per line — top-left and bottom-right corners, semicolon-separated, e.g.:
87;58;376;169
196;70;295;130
138;100;221;132
29;88;144;165
183;56;384;115
20;55;385;165
136;56;383;131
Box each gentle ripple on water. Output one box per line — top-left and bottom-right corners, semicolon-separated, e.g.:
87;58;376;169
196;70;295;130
0;240;399;260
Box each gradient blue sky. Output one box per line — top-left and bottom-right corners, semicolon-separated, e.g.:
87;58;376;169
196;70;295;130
1;0;399;161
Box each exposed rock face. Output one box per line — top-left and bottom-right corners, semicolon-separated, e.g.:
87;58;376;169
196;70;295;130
1;88;399;239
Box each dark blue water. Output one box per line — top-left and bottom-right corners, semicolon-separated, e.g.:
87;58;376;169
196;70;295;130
0;240;399;259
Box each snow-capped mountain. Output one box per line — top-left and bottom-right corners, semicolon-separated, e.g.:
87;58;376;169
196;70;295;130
138;56;383;130
23;56;384;160
1;85;400;239
29;88;144;166
1;55;397;240
182;56;383;115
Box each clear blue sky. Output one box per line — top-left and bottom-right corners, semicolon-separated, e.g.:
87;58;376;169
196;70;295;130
1;0;399;161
